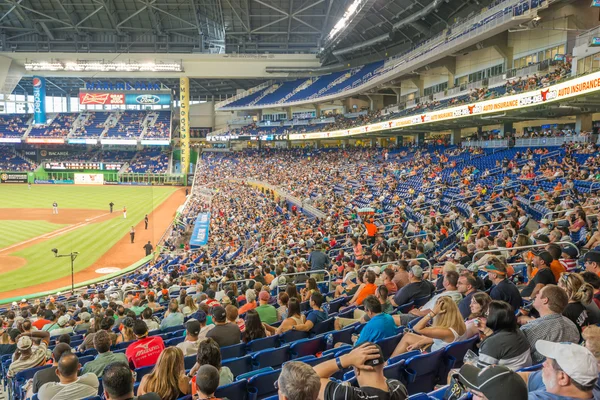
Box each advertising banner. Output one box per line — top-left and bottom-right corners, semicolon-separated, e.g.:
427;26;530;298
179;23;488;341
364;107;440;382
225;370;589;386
35;179;74;184
74;173;104;185
180;77;190;175
39;150;71;159
0;172;28;183
33;76;47;125
0;138;21;143
189;212;210;248
44;161;107;170
26;138;65;144
79;92;171;105
125;94;171;105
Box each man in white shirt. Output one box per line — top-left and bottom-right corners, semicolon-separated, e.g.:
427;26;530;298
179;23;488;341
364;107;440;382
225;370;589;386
177;319;202;357
38;353;99;400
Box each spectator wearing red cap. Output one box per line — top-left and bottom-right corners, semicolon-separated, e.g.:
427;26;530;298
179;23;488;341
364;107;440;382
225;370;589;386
255;290;278;324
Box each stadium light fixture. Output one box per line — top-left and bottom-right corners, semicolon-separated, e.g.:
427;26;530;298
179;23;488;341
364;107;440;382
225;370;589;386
25;60;183;72
51;248;80;293
326;0;367;41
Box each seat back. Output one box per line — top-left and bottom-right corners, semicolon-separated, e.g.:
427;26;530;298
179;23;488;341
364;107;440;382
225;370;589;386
184;355;197;370
278;330;309;344
165;336;186;347
251;345;290;369
327;297;348;314
246;335;280;353
222;355;253;379
134;365;155;382
440;335;479;379
220;342;247;359
311;317;335;336
397;301;414;313
404;349;446;395
375;332;404;360
329;325;357;346
413;295;432;308
289;336;326;359
248;369;281;400
215;379;248;400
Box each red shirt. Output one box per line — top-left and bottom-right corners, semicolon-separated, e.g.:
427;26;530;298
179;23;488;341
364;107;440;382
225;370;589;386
125;336;165;369
32;319;50;330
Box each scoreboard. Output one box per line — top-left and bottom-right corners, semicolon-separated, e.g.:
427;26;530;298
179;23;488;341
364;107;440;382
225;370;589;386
43;161;123;170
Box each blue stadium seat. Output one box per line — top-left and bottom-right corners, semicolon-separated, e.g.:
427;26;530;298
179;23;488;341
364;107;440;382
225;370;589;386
220;342;247;359
215;380;248;400
327;297;348;314
236;367;274;381
375;332;404;360
246;335;280;353
290;336;326;359
440;335;479;379
164;336;186;347
248;368;281;400
403;349;446;395
184;355;197;370
413;295;432;308
223;355;253;378
251;345;290;369
134;364;155;382
311;317;335;336
279;330;309;344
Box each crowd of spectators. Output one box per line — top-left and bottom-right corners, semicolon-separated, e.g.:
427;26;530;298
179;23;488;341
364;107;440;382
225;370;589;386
0;146;36;171
2;139;600;400
125;150;169;174
0;115;30;139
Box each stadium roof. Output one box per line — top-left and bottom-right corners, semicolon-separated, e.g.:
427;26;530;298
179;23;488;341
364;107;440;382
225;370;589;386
14;76;266;99
0;0;494;60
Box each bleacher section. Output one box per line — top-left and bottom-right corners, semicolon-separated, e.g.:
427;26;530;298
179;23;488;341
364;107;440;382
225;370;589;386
125;149;169;173
105;111;146;138
0;115;30;139
144;111;171;139
28;113;76;138
72;112;110;138
0;146;35;171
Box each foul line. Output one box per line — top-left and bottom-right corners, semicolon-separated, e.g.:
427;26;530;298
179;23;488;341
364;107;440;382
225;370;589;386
0;212;110;254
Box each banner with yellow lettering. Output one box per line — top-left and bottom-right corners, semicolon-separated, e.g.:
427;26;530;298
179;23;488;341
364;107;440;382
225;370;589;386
179;77;190;175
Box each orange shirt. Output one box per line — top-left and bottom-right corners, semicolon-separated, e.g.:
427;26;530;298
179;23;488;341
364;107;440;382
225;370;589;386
238;300;256;316
365;222;378;237
355;283;377;306
264;274;274;285
550;260;566;281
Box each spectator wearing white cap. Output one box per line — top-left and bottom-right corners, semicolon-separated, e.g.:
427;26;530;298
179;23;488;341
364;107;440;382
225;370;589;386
74;311;92;333
528;340;598;400
49;315;73;337
7;330;51;378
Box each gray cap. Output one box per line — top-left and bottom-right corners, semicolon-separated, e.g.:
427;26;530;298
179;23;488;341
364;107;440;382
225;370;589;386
78;312;91;322
410;265;423;278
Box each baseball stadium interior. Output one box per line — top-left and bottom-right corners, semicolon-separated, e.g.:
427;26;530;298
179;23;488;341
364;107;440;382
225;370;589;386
2;0;600;399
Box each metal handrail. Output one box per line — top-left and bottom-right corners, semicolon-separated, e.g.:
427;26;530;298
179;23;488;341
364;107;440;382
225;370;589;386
362;257;433;271
275;269;332;294
528;187;573;205
472;241;579;262
218;278;256;291
473;219;512;228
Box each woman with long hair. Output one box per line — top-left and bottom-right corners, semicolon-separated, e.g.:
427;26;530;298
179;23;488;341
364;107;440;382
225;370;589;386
243;309;267;343
558;272;593;336
181;295;198;317
285;283;299;301
138;347;190;400
300;278;318;302
391;297;467;357
464;292;492;337
475;300;532;370
264;297;306;335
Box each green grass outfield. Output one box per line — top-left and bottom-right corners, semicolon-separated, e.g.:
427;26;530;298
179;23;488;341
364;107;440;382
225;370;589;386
0;185;177;293
0;220;67;248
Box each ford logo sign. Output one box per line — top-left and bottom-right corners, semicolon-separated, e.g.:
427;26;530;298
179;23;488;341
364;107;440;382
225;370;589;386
136;95;160;104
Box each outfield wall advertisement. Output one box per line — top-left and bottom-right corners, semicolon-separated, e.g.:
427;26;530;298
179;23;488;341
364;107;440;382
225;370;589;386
1;172;28;183
74;173;105;185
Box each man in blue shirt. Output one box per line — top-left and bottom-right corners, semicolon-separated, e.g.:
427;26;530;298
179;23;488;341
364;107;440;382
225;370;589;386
293;292;328;333
354;296;397;347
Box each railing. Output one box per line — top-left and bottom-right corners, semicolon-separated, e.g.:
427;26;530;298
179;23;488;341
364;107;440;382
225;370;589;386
218;279;256;291
274;270;332;293
575;25;600;48
472;241;578;262
214;80;273;109
464;135;589;148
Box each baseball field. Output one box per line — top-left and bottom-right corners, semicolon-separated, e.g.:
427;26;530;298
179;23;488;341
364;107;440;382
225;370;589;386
0;184;185;299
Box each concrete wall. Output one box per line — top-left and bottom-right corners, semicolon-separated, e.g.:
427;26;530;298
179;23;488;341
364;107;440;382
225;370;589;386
455;47;504;78
422;67;451;89
508;19;567;61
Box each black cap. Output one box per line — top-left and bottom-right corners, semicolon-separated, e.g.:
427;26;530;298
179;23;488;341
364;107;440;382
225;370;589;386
584;251;600;264
561;246;578;258
185;319;201;336
456;364;527;400
535;234;550;244
212;306;226;322
533;249;554;266
458;246;468;254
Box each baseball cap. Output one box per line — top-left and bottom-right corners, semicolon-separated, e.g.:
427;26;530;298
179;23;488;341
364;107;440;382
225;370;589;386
533;249;554;265
583;251;600;264
57;315;70;327
410;265;423;278
458;245;468;254
185;319;201;336
78;312;91;322
535;234;550;244
483;260;507;276
194;310;207;323
457;364;527;400
212;306;226;322
259;291;270;301
561;246;578;258
536;340;599;386
221;296;232;305
17;336;33;351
